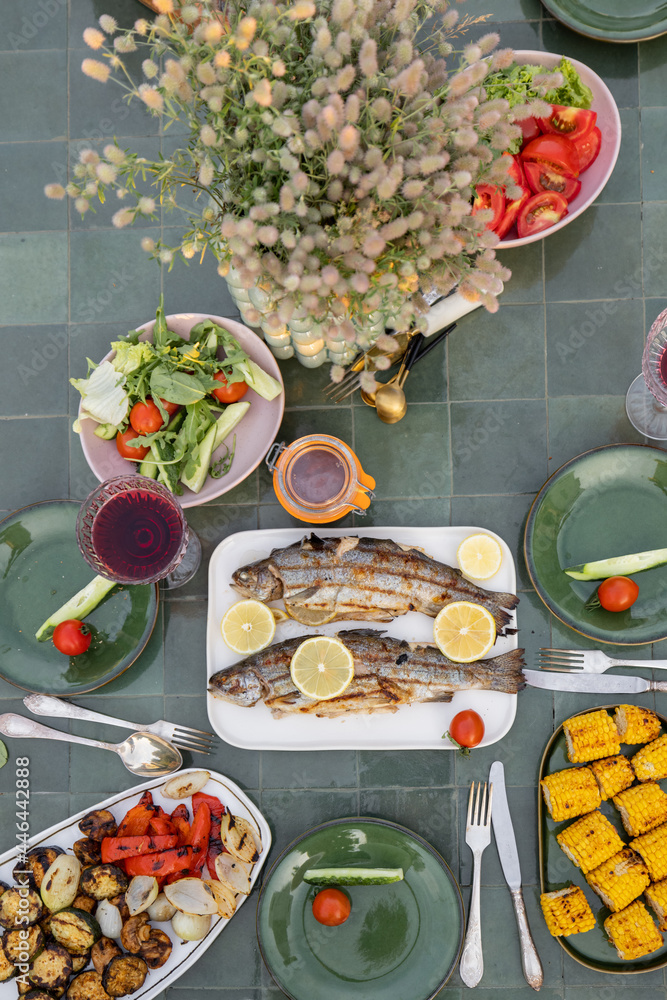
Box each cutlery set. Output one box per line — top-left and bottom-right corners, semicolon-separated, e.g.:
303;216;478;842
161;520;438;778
525;647;667;694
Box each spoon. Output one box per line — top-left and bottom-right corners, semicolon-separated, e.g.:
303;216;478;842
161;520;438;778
374;334;425;423
0;713;182;777
361;322;457;408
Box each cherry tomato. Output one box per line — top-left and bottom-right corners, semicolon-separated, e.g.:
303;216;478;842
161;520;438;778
52;620;92;656
212;371;249;404
130;397;165;434
517;191;568;239
523;161;581;201
537;105;597;141
573;126;602;172
159;398;181;416
448;709;485;749
312;888;351;926
597;576;639;613
116;428;150;461
521;134;580;177
496;188;530;240
518;116;542;146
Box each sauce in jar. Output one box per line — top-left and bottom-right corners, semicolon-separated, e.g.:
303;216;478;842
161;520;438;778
289;448;347;505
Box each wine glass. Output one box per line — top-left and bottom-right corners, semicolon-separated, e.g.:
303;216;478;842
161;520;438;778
626;307;667;440
76;476;201;589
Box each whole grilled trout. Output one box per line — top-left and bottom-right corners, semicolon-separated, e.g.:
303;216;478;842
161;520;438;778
209;630;525;718
232;534;518;632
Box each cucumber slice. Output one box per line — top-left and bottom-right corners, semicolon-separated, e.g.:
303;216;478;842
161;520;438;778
564;547;667;581
303;867;404;886
212;400;250;452
238;360;282;400
93;423;118;440
181;423;217;494
139;456;158;479
35;576;116;641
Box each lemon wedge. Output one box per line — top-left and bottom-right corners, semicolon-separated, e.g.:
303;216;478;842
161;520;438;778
433;602;496;663
290;636;355;700
457;533;503;581
221;600;276;655
285;605;338;627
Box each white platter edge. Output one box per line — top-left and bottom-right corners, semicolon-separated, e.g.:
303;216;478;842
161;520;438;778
0;768;271;1000
206;526;519;751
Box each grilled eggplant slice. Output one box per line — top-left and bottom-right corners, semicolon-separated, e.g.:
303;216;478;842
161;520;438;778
0;942;16;982
102;955;148;997
119;914;150;955
70;951;90;974
80;867;128;902
41;856;82;913
24;991;60;1000
2;925;44;964
0;888;43;928
91;937;122;976
72;839;102;867
66;969;112;999
71;894;96;915
138;927;172;970
50;908;101;955
14;847;65;891
29;942;73;990
79;812;118;843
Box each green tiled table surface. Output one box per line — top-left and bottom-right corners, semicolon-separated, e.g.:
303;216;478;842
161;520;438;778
1;0;667;995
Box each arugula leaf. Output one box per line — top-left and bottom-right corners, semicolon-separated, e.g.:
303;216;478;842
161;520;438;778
210;435;236;478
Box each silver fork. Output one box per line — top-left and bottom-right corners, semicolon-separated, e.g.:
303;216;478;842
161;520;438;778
538;648;666;673
23;694;216;755
460;781;493;988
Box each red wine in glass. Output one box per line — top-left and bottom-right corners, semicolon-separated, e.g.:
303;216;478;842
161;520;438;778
626;307;667;439
77;477;200;587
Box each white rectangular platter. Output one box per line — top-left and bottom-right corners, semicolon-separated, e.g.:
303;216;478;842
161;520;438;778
0;768;271;1000
207;526;519;751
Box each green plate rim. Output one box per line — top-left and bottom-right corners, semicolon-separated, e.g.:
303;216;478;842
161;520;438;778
540;0;667;42
0;498;159;695
255;815;465;1000
523;442;667;646
538;704;667;974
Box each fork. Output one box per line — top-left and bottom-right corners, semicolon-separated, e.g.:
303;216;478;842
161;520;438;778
459;781;493;988
323;330;414;402
538;648;666;673
23;694;216;755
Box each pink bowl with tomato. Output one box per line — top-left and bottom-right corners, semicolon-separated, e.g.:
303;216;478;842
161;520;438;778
498;50;621;249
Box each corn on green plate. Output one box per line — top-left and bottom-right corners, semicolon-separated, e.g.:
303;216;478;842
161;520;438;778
524;443;667;645
539;706;667;974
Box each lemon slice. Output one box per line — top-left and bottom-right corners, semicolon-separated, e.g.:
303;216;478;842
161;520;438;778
285;604;338;627
433;602;496;663
290;636;355;700
221;600;276;654
457;533;503;581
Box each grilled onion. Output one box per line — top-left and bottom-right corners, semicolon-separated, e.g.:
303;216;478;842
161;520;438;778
162;771;211;799
214;853;253;895
203;879;237;919
171;910;211;941
95;899;123;941
146;892;177;922
164;878;218;916
126;876;159;917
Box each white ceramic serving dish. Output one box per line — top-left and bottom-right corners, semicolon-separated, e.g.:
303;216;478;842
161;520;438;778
78;313;284;508
206;526;519;750
0;768;271;1000
499;50;621;249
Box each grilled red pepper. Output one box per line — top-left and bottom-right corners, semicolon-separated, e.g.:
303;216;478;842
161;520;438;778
101;835;178;864
193;792;225;880
147;806;177;837
170;804;191;844
124;845;194;880
117;791;157;837
186;802;211;876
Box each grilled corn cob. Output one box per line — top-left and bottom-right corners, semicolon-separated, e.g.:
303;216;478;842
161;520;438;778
604;899;663;960
614;705;662;745
540;885;596;936
632;735;667;782
645;878;667;931
613;782;667;837
540;767;601;822
630;823;667;881
588;755;635;801
585;847;650;912
563;710;621;764
557;810;625;874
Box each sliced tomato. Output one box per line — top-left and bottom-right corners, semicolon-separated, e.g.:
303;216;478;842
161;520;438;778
521;134;580;177
496;188;530;240
523;160;581;201
501;151;525;189
537;104;597;140
517;191;568;239
518;116;542;146
573;125;602;172
471;183;505;232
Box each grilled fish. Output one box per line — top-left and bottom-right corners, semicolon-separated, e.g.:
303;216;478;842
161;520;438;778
209;629;525;718
232;534;518;632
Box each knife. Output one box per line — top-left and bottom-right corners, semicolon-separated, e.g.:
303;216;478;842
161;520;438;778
523;669;667;694
489;761;544;992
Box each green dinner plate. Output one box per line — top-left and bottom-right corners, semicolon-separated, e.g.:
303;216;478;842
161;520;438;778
540;0;667;42
257;817;463;1000
524;444;667;645
539;706;667;974
0;500;158;695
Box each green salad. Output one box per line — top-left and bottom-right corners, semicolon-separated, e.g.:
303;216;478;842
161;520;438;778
72;299;281;495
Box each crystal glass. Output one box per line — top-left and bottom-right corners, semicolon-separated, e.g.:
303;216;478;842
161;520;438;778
626;307;667;439
76;476;201;589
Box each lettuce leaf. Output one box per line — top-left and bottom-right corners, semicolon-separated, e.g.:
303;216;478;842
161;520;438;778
71;360;129;426
547;57;593;109
110;339;154;376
